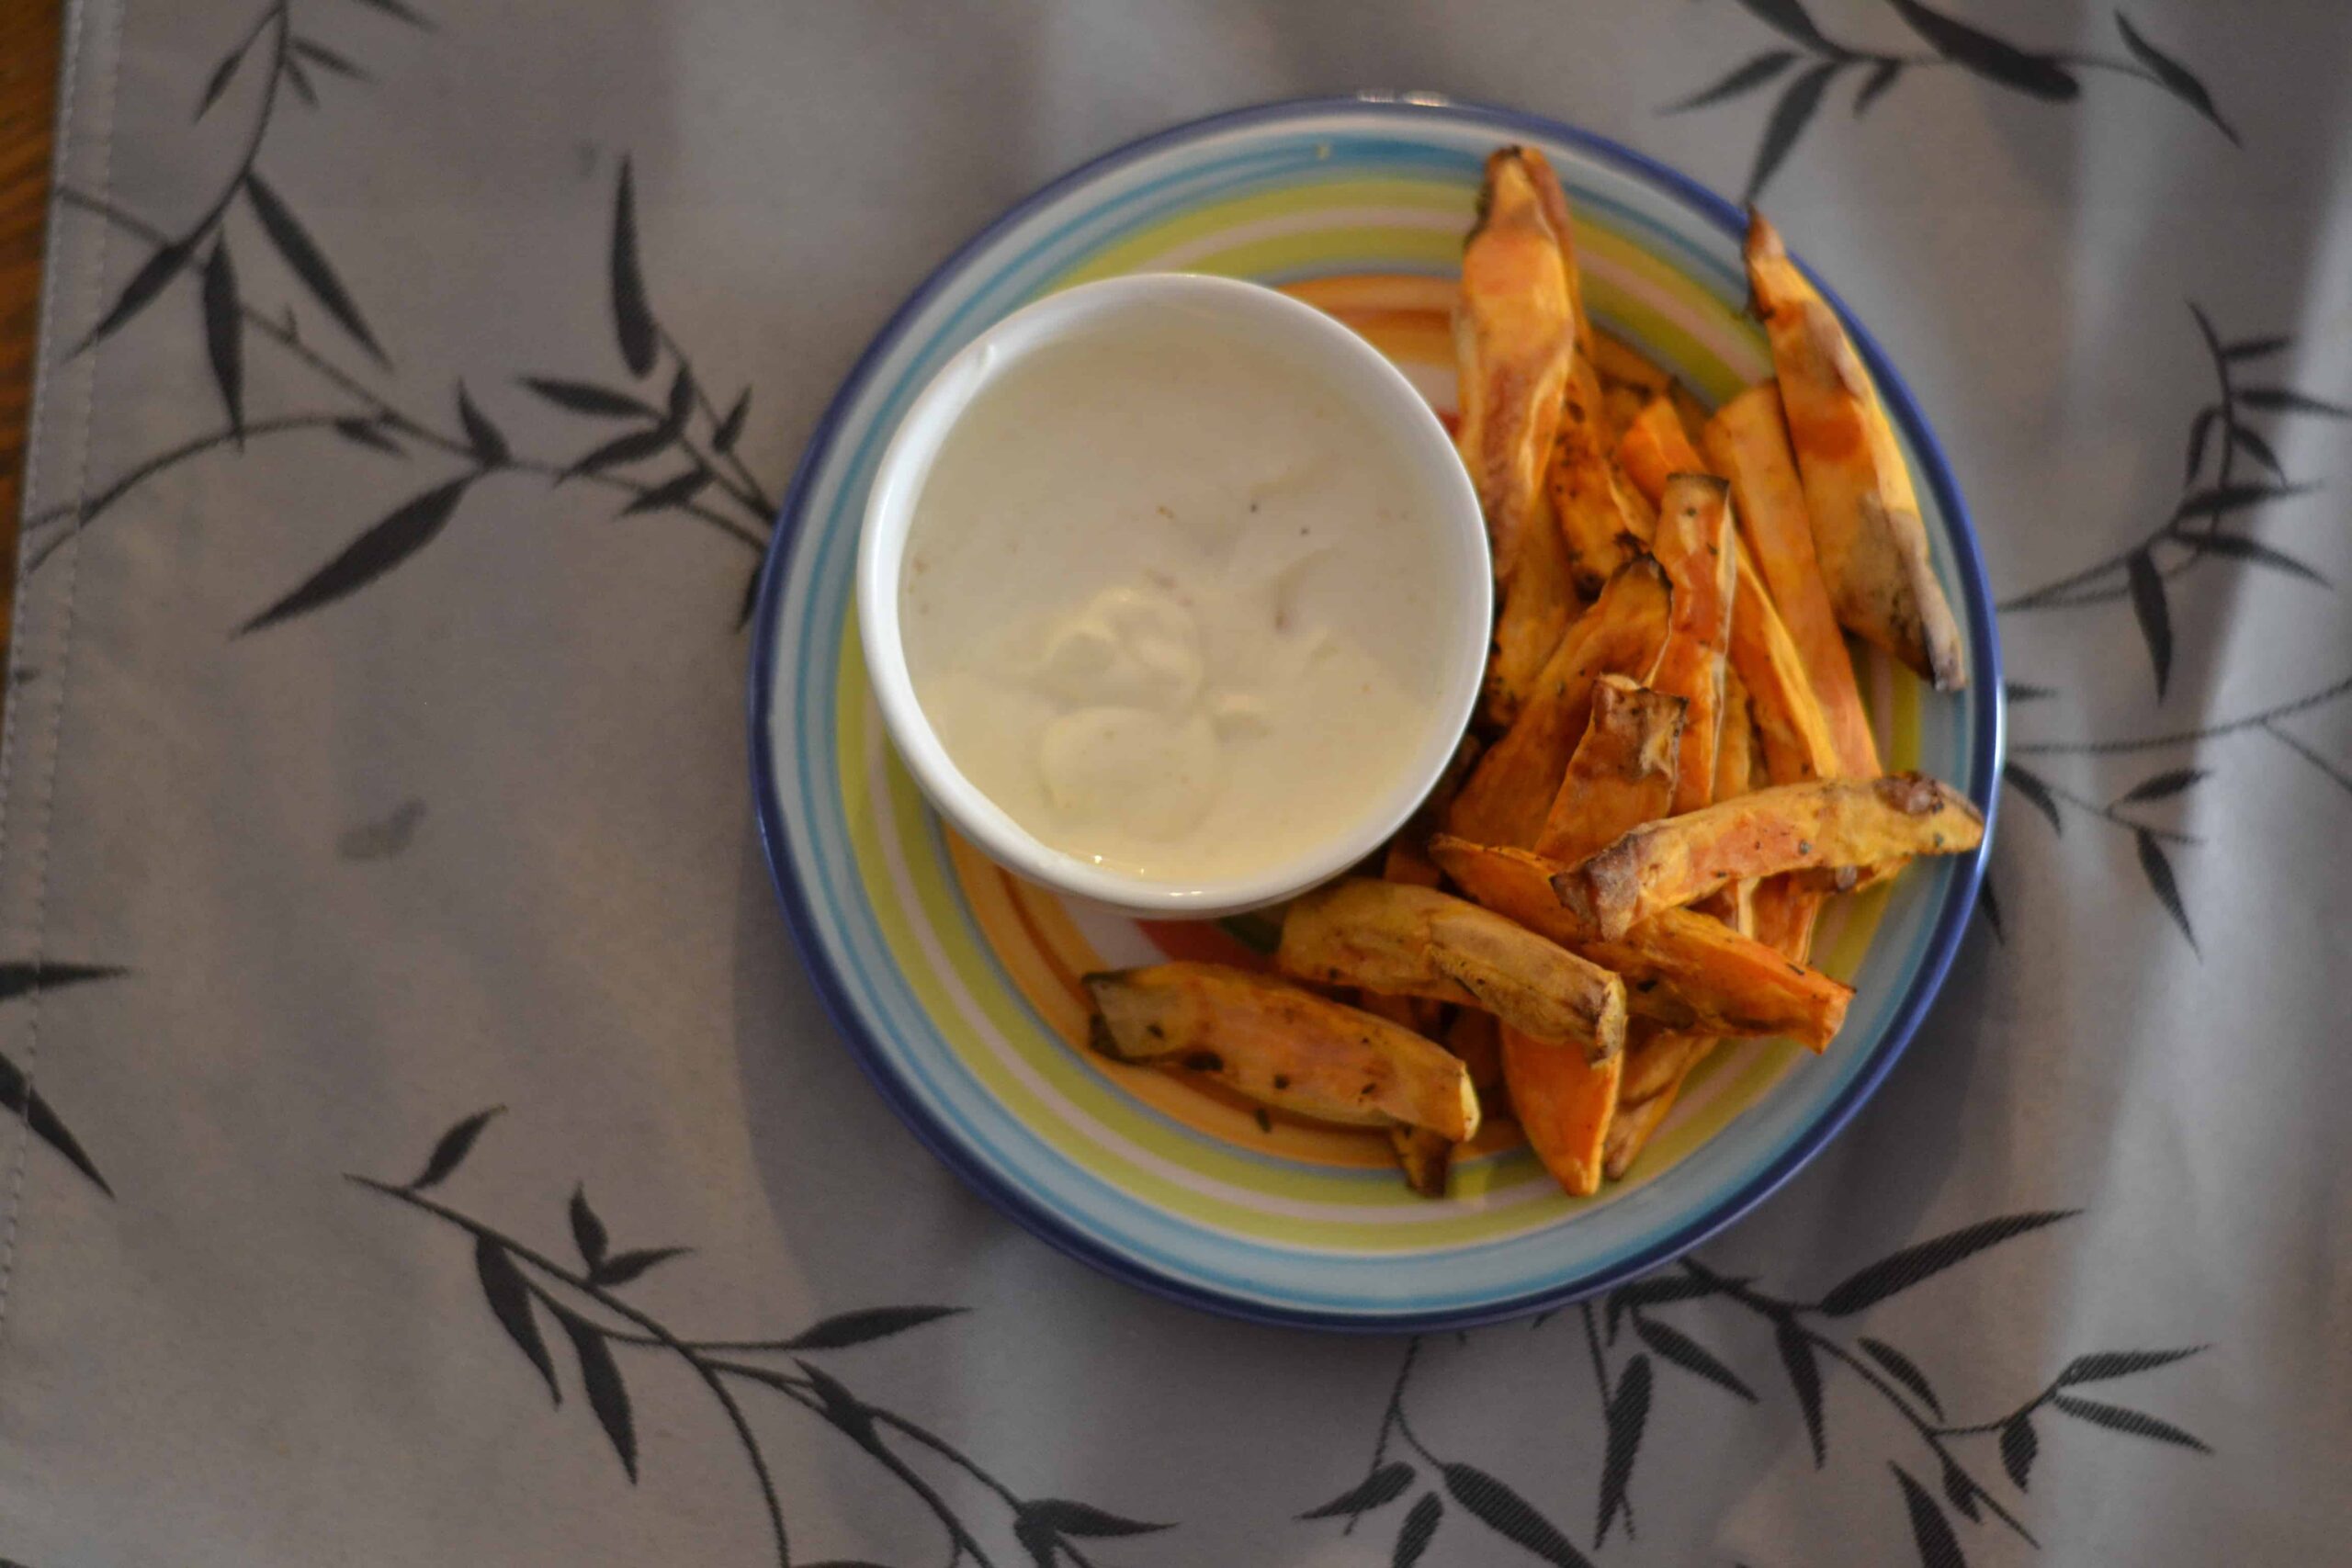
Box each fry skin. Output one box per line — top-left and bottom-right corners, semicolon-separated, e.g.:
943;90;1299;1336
1616;393;1713;504
1553;773;1986;940
1503;1024;1622;1197
1650;474;1739;814
1745;212;1965;690
1534;675;1686;865
1456;148;1578;587
1429;835;1854;1048
1278;880;1628;1062
1450;554;1674;849
1086;964;1479;1141
1705;382;1882;778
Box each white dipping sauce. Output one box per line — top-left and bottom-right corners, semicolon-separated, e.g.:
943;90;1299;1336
899;311;1455;882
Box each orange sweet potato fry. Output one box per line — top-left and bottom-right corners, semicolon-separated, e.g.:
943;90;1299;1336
1428;836;1854;1047
1649;474;1739;814
1087;964;1479;1141
1616;393;1713;504
1706;382;1882;778
1617;1023;1718;1106
1603;1042;1715;1181
1487;491;1579;728
1553;773;1986;940
1276;880;1628;1062
1446;1006;1504;1095
1450;555;1674;849
1549;407;1658;598
1746;212;1965;690
1503;1023;1622;1197
1456;148;1578;586
1729;543;1844;788
1354;989;1456;1197
1533;675;1686;865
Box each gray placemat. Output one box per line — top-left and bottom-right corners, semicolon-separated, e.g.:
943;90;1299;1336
3;3;2346;1563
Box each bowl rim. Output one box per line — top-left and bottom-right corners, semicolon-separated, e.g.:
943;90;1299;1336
852;270;1492;918
746;91;2006;1332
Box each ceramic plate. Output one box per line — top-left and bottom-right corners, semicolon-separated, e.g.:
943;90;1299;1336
748;95;2002;1330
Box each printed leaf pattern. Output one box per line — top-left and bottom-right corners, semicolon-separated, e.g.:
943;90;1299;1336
201;245;243;443
244;173;386;363
2115;13;2237;143
775;1305;967;1351
1891;1461;1967;1568
240;475;473;634
1442;1462;1589;1567
1860;1337;1944;1418
1299;1461;1414;1520
1676;0;2236;197
1595;1356;1652;1548
1392;1493;1443;1568
1636;1315;1757;1403
2052;1394;2211;1451
405;1105;503;1190
475;1236;560;1404
1776;1322;1827;1467
358;1114;1154;1568
0;964;124;1197
1817;1211;2075;1315
610;158;658;377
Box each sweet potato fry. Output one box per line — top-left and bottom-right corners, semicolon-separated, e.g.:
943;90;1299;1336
1277;880;1628;1062
1600;382;1648;446
1603;1045;1712;1180
1616;393;1713;504
1503;1024;1622;1197
1729;543;1843;787
1428;836;1854;1047
1650;474;1739;814
1618;1023;1717;1105
1487;491;1579;727
1700;665;1760;936
1745;212;1965;690
1750;874;1826;964
1450;554;1673;849
1553;773;1986;940
1533;675;1685;864
1549;405;1657;597
1456;148;1577;586
1446;1006;1504;1095
1352;992;1456;1198
1390;1126;1453;1199
1086;964;1479;1141
1705;382;1881;777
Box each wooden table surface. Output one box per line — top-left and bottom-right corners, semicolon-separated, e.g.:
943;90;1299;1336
1;0;62;694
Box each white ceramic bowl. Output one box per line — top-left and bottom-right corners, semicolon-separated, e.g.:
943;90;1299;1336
854;272;1490;918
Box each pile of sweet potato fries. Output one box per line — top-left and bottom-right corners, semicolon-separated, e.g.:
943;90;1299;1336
1086;147;1981;1199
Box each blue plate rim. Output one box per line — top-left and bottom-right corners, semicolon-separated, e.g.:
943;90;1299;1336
745;91;2006;1334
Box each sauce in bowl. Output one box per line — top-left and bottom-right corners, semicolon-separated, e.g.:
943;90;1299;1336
900;312;1458;882
860;274;1487;913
